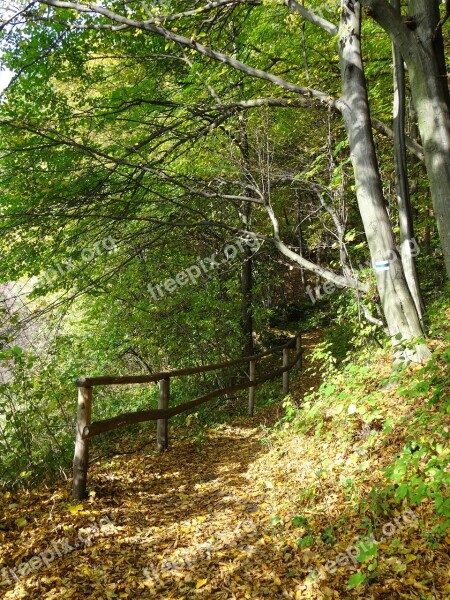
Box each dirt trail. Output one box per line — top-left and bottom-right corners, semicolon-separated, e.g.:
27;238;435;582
1;331;323;599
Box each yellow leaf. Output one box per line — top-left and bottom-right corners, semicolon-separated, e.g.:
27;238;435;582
405;554;417;563
196;578;207;589
68;504;84;515
274;576;282;585
257;537;266;545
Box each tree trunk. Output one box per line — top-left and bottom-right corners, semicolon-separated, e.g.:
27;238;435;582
297;215;306;288
241;229;254;357
406;0;450;280
338;0;430;363
391;0;425;322
239;116;254;357
361;0;450;280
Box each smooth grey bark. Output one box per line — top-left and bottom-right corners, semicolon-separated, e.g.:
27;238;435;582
240;227;254;357
391;0;425;322
361;0;450;280
338;0;430;362
406;0;450;280
240;176;254;357
264;201;369;292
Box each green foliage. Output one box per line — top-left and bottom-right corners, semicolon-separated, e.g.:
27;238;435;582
0;344;75;488
346;571;367;590
281;288;450;546
0;0;448;500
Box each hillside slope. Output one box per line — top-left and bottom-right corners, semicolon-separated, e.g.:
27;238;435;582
0;315;449;599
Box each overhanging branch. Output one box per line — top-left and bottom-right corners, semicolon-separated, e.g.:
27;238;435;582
39;0;334;104
284;0;338;36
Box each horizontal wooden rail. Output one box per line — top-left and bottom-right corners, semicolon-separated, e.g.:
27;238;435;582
72;332;302;500
76;338;296;387
82;349;302;439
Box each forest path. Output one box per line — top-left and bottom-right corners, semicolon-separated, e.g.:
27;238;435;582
2;330;449;599
1;331;325;600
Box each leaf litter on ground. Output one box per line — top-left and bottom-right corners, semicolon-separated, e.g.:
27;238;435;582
0;330;449;599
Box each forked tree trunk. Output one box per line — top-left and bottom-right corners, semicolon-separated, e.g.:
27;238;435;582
362;0;450;280
391;0;425;323
338;0;430;363
406;0;450;280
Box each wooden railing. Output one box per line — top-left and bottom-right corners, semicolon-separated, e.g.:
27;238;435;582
72;332;302;499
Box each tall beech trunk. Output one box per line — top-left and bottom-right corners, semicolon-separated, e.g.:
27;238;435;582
362;0;450;280
391;0;425;322
406;0;450;280
240;197;254;357
241;233;254;357
338;0;430;362
239;115;254;358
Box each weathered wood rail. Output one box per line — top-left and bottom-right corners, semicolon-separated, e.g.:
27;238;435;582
73;333;302;500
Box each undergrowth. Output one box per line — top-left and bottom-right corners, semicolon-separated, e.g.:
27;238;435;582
271;284;450;593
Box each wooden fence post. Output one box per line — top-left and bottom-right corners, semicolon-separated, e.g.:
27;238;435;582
296;333;302;369
157;378;170;451
282;348;289;394
248;360;256;416
72;386;92;500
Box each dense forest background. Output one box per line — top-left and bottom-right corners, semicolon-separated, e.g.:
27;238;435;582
0;0;448;490
0;2;450;598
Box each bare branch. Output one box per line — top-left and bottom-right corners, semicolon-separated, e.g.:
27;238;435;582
202;96;315;111
0;1;35;32
39;0;335;104
361;303;385;328
284;0;338;36
264;196;369;292
371;117;424;162
198;98;425;162
435;0;450;37
117;0;260;27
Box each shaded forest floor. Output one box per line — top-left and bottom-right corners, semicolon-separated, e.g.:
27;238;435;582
1;330;449;599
